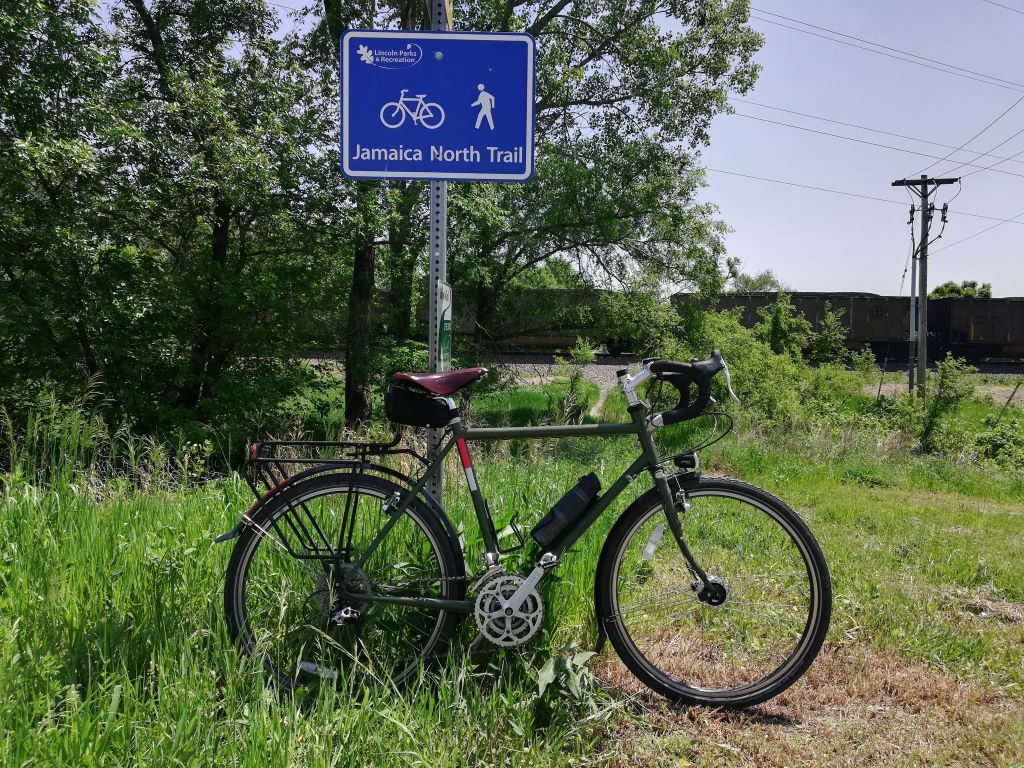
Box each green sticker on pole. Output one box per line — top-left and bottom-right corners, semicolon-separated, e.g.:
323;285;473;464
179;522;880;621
439;282;452;370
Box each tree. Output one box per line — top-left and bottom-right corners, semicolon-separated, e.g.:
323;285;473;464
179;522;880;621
1;0;764;437
0;0;112;405
754;293;811;360
2;0;351;435
728;267;789;293
930;280;992;299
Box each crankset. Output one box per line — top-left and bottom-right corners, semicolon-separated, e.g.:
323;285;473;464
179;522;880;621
473;571;545;648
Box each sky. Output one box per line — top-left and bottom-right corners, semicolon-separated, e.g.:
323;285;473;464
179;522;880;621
696;0;1024;297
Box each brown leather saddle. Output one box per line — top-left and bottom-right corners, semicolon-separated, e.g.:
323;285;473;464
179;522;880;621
392;366;488;396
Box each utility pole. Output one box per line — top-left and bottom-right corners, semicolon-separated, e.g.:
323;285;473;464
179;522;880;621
907;204;916;393
426;0;452;501
892;175;958;397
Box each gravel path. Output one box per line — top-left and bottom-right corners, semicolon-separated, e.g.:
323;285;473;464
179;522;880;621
482;354;632;391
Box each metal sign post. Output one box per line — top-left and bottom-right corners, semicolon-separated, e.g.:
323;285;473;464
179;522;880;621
427;0;449;502
427;189;448;499
339;18;535;501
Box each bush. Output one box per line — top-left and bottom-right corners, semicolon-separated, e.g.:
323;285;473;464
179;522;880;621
597;289;681;356
753;293;812;360
850;347;878;379
975;412;1024;469
549;338;596;423
664;310;807;427
809;301;848;365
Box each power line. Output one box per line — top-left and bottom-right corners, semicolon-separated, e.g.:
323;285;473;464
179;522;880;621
947;126;1024;177
978;0;1024;16
751;7;1024;91
961;145;1024;178
708;167;909;204
932;208;1024;253
917;94;1024;174
731;97;1024;166
731;111;1024;179
705;167;1024;226
750;14;1024;94
953;206;1024;224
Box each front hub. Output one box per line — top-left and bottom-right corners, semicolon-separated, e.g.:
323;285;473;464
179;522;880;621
695;576;728;607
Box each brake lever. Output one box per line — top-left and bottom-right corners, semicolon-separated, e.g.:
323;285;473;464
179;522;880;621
722;359;741;404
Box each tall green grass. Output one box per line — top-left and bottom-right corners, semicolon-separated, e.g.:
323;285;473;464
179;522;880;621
1;380;1022;765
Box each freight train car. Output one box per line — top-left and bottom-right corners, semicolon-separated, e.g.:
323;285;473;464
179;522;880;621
701;292;1024;362
449;288;1024;362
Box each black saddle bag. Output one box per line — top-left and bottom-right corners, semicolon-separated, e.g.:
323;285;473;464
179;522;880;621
385;385;454;428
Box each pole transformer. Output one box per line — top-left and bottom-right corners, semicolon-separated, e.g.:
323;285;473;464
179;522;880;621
891;175;959;397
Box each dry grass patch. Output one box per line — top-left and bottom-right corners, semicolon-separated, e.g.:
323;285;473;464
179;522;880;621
885;488;1023;518
942;584;1024;626
595;643;1024;767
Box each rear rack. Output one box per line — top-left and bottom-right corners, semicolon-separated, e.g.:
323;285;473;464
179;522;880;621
244;431;432;502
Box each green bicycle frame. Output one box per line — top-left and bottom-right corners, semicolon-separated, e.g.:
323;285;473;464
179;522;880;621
351;401;708;615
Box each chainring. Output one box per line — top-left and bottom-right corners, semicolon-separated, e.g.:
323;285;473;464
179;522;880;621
474;572;544;648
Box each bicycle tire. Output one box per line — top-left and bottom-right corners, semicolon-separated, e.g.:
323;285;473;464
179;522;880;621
379;102;405;128
224;471;465;689
419;103;445;129
595;477;831;708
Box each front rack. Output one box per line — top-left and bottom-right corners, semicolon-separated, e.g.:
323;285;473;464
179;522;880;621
244;430;432;502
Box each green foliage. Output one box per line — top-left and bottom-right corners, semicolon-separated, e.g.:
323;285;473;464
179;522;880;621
3;0;763;437
808;301;848;365
1;0;348;435
550;338;597;423
753;293;812;360
975;412;1024;469
930;280;993;299
597;289;682;356
727;266;788;293
850;347;879;378
665;309;807;426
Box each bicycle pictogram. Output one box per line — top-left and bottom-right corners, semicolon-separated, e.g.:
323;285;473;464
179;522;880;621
380;89;445;129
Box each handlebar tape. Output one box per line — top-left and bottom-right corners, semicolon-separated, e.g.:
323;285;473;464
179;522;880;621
650;350;725;426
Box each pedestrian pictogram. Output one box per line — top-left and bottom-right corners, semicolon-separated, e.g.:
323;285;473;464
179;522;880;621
472;84;495;130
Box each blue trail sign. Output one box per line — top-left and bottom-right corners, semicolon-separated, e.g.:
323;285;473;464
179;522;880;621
341;30;535;182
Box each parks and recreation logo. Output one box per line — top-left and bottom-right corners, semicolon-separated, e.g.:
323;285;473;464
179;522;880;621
355;42;423;69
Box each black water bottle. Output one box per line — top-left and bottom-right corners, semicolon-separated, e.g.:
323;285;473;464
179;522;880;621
530;473;601;549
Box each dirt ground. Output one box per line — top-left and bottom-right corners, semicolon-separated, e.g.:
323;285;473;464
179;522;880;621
872;379;1023;407
596;644;1024;767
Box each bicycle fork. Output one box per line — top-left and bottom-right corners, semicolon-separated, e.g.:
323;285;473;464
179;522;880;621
650;467;712;588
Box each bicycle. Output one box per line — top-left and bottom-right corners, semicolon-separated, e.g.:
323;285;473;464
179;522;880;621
379;89;445;129
218;351;832;708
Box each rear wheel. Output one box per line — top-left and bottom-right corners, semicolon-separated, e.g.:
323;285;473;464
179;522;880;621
596;477;831;708
224;472;465;689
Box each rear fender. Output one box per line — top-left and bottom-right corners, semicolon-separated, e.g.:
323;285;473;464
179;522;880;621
214;462;456;548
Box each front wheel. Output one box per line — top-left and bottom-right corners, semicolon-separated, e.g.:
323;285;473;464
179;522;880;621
595;477;831;708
